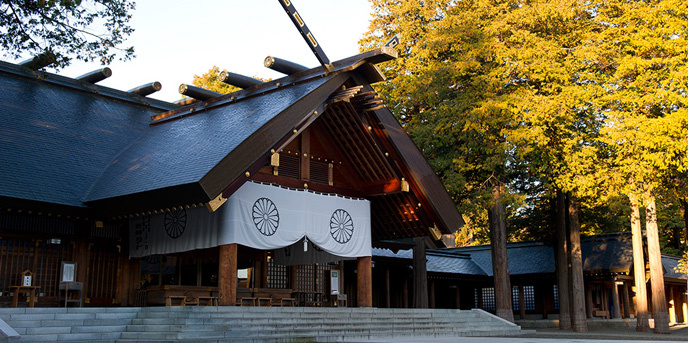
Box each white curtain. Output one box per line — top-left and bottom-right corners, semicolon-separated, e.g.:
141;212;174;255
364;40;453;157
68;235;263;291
130;182;371;259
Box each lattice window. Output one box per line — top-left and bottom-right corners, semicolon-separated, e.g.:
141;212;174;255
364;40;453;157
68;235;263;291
481;287;496;311
512;285;536;311
553;284;559;310
512;286;520;311
267;258;288;289
0;238;73;299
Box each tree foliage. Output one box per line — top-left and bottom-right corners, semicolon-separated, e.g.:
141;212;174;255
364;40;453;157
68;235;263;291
0;0;135;68
362;0;688;247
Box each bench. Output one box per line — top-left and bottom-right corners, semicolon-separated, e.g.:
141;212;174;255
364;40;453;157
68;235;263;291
166;291;198;306
252;288;295;307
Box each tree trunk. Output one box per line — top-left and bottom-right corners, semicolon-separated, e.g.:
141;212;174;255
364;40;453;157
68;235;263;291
555;190;572;330
681;199;688;249
567;194;588;332
488;184;514;322
413;236;428;308
646;193;670;333
630;195;650;331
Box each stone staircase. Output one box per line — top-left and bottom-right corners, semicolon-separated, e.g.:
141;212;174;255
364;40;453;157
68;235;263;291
0;306;524;342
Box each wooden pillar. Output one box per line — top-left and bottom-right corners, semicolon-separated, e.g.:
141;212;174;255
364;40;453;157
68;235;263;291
646;197;670;333
429;280;436;309
357;256;372;307
611;280;622;319
683;290;688;324
289;265;298;291
519;283;526;319
402;278;409;308
601;283;609;319
260;252;268;288
455;286;461;309
412;237;428;308
568;195;588;332
74;241;89;299
669;286;676;324
384;267;391;308
218;244;237;306
585;283;593;318
630;196;650;331
622;282;631;319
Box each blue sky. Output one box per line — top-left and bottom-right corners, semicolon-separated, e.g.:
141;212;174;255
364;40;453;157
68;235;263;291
5;0;373;101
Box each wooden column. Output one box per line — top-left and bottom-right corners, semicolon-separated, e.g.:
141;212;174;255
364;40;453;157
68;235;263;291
622;282;631;319
300;128;310;181
289;265;298;291
683;290;688;324
357;256;372;307
669;286;676;324
429;280;436;309
402;278;409;308
218;244;237;306
568;195;588;332
646;197;670;333
611;280;622;319
519;283;526;319
455;286;461;309
384;267;391;308
585;284;593;318
413;237;428;308
74;241;89;299
601;284;609;319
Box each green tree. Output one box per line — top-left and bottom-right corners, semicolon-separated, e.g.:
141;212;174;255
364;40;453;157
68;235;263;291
1;0;136;69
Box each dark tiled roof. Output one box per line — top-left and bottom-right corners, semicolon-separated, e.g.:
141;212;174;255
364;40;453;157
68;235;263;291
442;242;556;276
581;233;633;273
662;254;687;281
85;75;338;202
372;248;487;275
0;66;161;208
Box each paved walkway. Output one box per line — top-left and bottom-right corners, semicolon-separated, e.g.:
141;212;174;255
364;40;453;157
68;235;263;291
362;324;688;342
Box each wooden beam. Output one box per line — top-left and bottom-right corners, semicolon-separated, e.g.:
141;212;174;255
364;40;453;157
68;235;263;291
218;243;237;306
357;256;372;307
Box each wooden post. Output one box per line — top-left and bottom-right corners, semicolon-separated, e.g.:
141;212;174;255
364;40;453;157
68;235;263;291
612;280;622;319
519;283;526;319
429;280;436;309
300;127;310;181
669;286;676;324
455;286;461;309
601;283;609;319
357;256;372;307
218;244;237;306
630;196;650;331
555;190;572;329
385;267;391;308
646;196;670;333
289;265;298;290
585;284;593;318
412;236;428;308
568;194;588;332
683;289;688;324
622;282;631;319
74;241;89;300
402;277;409;308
